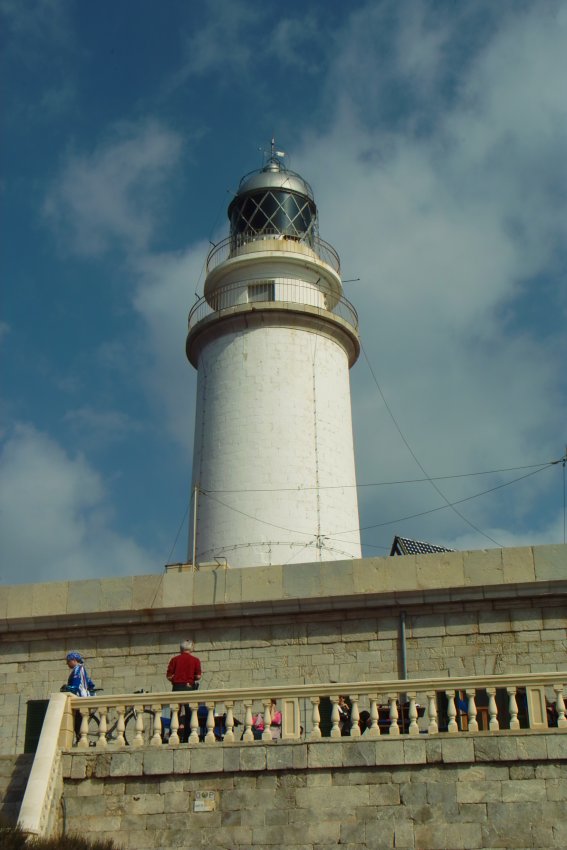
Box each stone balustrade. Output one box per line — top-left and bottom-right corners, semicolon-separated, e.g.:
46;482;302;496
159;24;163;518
67;672;566;751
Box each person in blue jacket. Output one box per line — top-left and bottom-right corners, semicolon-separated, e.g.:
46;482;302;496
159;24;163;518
63;651;95;742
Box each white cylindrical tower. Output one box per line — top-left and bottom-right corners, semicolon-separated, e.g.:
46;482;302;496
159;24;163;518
186;153;361;567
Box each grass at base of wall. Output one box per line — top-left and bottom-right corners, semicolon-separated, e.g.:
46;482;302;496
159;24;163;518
0;817;121;850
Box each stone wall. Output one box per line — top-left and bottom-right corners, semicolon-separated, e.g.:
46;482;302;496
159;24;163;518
0;755;33;823
60;734;567;849
1;545;565;755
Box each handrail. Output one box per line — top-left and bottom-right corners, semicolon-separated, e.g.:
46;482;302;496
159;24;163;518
206;233;341;273
188;278;359;336
67;671;566;748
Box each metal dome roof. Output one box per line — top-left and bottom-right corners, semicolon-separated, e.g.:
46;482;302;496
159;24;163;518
234;157;314;201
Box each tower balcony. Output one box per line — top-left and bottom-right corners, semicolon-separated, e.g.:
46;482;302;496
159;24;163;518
206;232;341;275
187;278;360;367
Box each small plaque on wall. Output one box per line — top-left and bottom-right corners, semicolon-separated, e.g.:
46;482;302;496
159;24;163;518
193;791;217;812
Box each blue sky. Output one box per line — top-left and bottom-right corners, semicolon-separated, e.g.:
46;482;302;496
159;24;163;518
1;0;566;584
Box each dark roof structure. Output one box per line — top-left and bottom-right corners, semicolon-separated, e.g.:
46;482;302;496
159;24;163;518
390;536;455;556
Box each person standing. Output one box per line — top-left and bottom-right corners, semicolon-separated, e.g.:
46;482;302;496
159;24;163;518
63;651;95;743
166;640;202;741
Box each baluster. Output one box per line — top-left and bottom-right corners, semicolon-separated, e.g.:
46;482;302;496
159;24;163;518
96;706;108;749
262;699;273;742
150;704;162;747
349;695;361;737
426;691;438;735
367;695;380;739
224;701;235;743
204;702;216;744
77;707;90;749
466;689;478;733
242;702;254;743
188;702;200;744
553;684;566;728
115;705;126;747
388;694;400;736
330;696;341;739
486;687;499;730
446;691;458;733
407;692;419;736
507;687;519;730
132;707;145;748
169;704;180;746
309;697;321;739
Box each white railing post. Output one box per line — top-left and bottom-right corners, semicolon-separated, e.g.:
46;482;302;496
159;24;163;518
367;695;380;739
388;694;400;736
309;697;322;739
224;701;235;743
77;707;90;749
115;705;126;747
150;705;163;747
507;687;520;730
188;702;200;744
407;692;419;736
446;691;458;734
242;701;254;742
330;696;341;739
262;699;273;743
486;687;499;731
96;706;108;749
554;684;566;728
349;695;360;737
426;691;438;735
132;708;145;748
205;703;216;744
466;689;479;733
169;704;180;746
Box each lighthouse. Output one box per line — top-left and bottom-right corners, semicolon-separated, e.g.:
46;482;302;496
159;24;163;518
186;147;362;568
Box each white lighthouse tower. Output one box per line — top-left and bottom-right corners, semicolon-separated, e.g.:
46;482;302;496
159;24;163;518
186;147;362;568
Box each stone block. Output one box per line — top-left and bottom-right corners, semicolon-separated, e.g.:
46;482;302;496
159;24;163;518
441;738;474;764
239;745;266;771
319;560;355;597
241;564;283;602
162;570;193;608
66;579;102;614
109;752;144;777
163;790;190;813
31;582;68;617
341;740;376;767
99;578;133;612
464;549;503;587
282;561;322;600
425;739;443;763
393;821;415;848
292;744;308;769
132;575;163;609
546;734;567;760
374;739;405;766
189;745;224;773
6;585;34;619
222;746;240;772
403;739;426;764
266;745;295;770
416;551;465;590
501;779;546;802
515;736;548;760
533;544;566;581
502;547;535;583
415;822;482;849
368;783;400;806
143;749;174;775
456;780;502;803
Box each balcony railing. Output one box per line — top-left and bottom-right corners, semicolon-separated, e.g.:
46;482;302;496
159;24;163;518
67;672;566;750
206;233;341;274
188;279;359;336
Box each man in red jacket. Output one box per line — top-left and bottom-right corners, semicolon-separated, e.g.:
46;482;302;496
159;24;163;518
166;639;202;742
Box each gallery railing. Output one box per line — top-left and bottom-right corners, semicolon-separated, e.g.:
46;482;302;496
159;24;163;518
206;233;341;274
66;671;566;750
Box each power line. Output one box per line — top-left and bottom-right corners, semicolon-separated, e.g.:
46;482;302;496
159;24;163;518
203;462;555;494
360;343;504;546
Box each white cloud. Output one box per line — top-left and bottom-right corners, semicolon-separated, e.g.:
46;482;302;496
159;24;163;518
293;1;567;550
43;121;183;257
0;424;158;584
